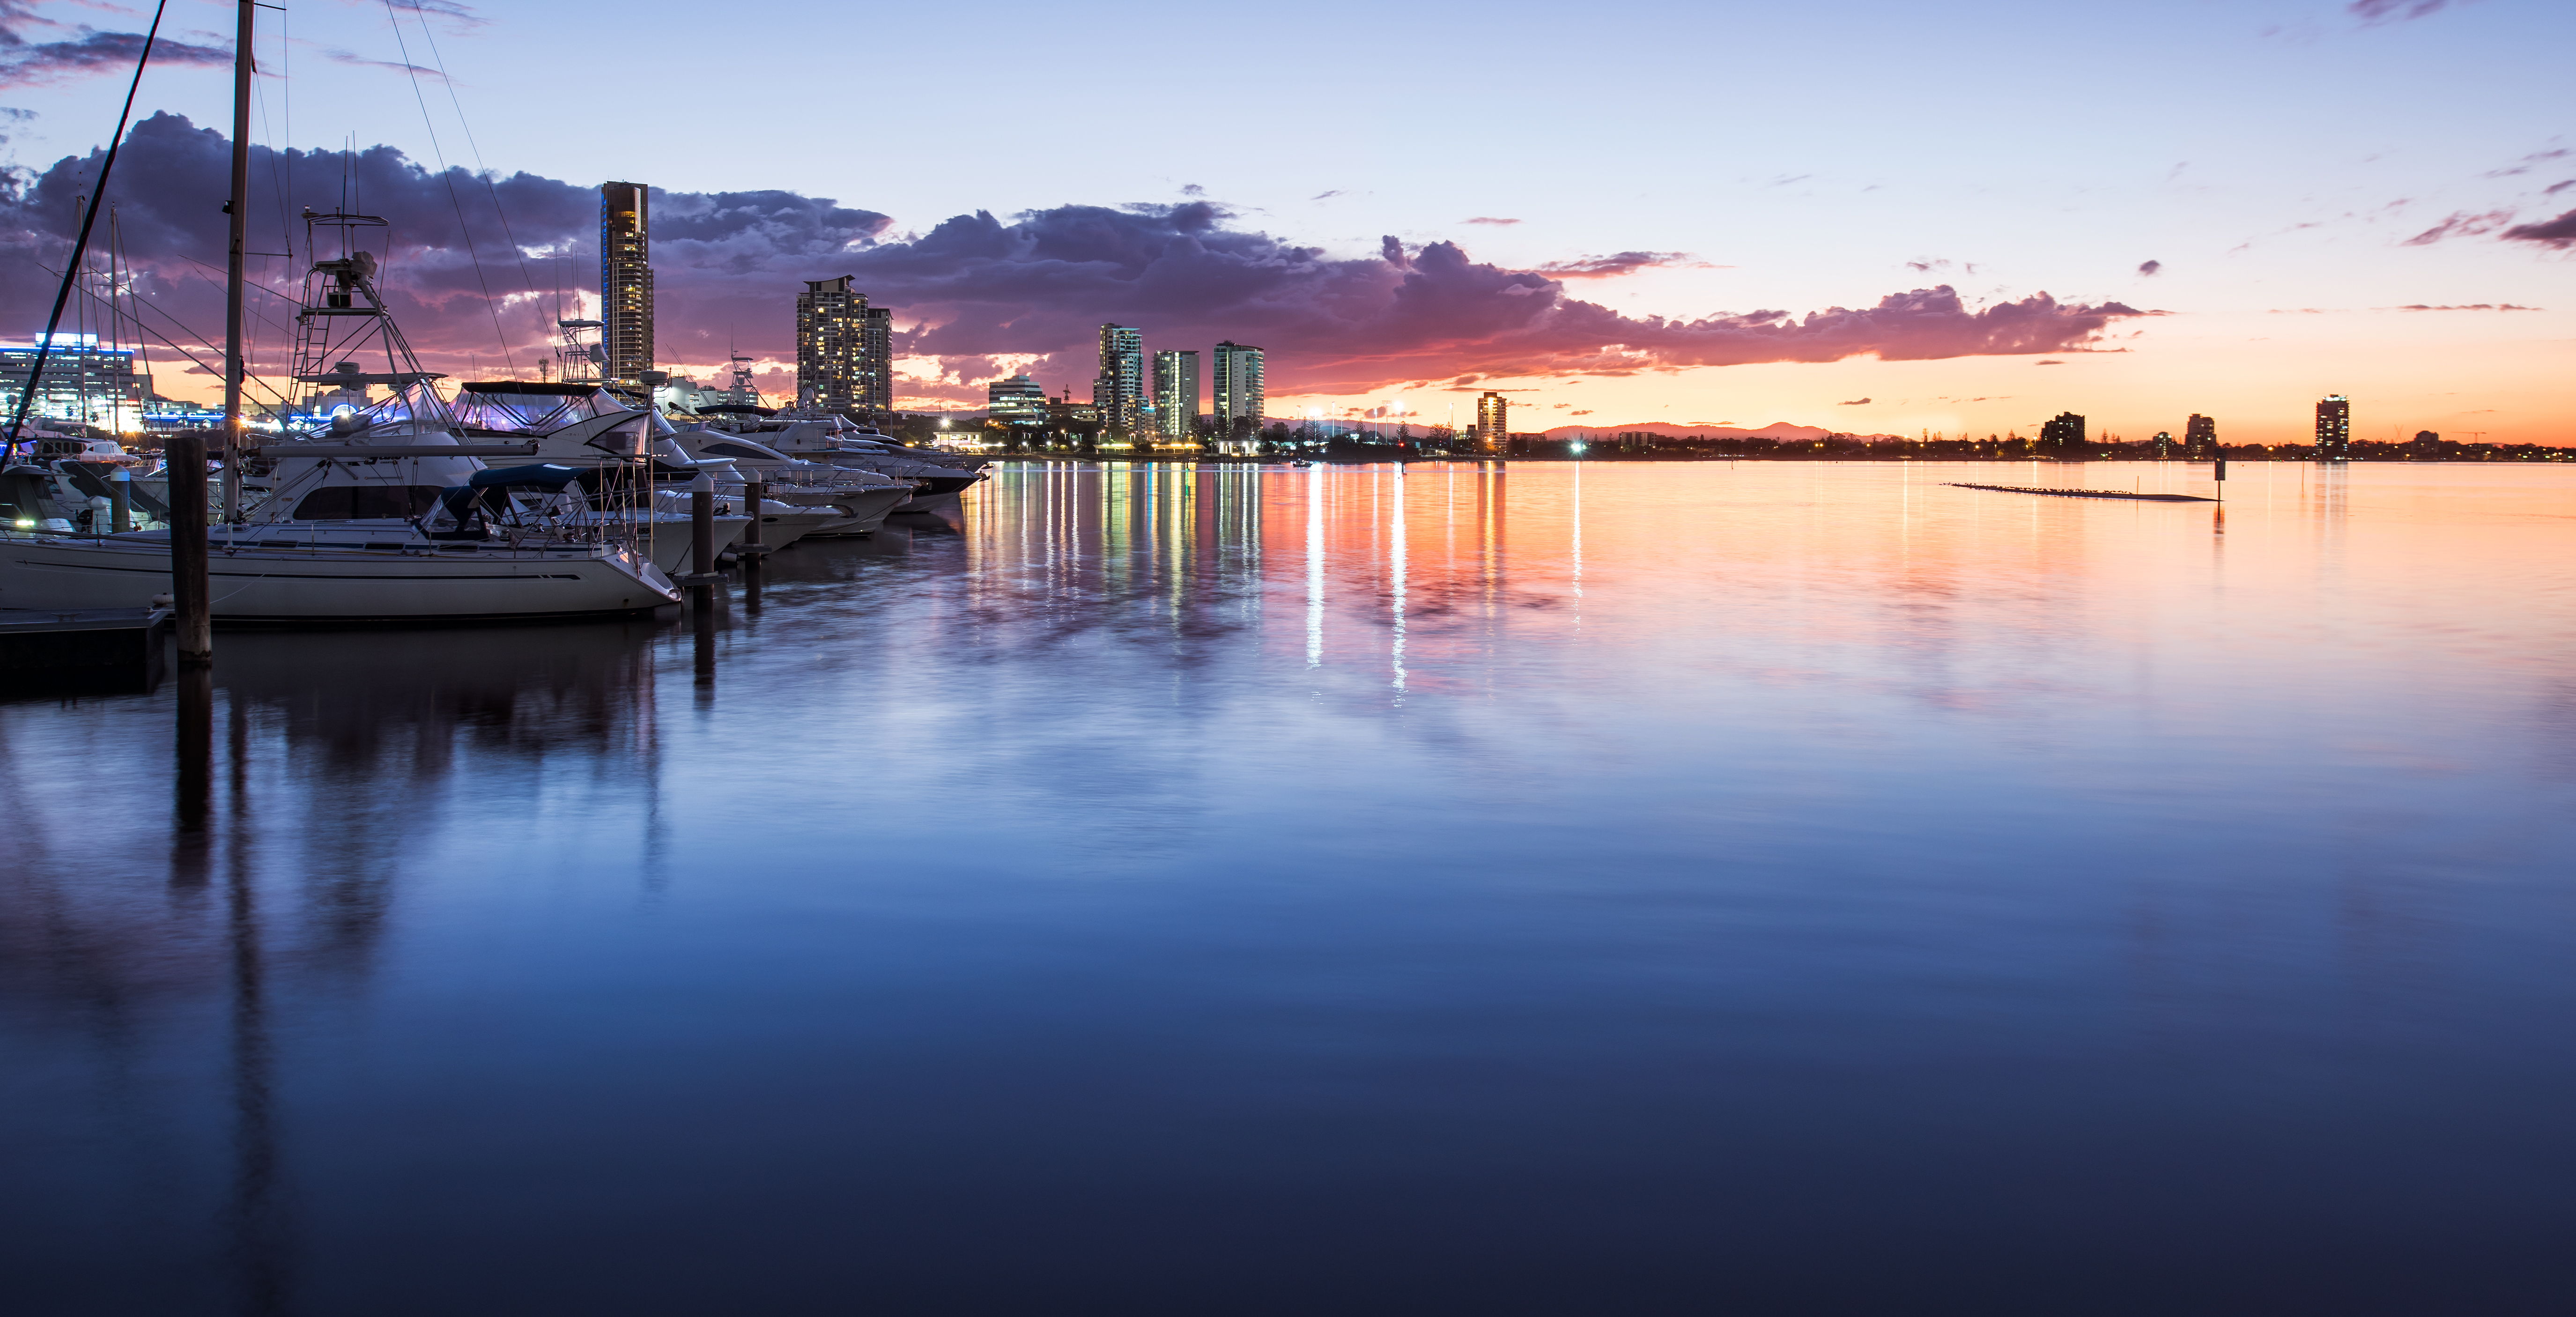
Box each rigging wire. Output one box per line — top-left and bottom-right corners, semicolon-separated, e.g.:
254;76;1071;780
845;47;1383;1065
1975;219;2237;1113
378;0;514;374
6;0;168;447
401;2;548;339
34;259;297;409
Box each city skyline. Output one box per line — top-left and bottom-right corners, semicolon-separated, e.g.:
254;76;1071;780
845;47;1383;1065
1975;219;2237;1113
0;1;2567;445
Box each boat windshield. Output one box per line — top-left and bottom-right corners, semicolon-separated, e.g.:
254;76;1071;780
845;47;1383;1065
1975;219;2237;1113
450;384;631;436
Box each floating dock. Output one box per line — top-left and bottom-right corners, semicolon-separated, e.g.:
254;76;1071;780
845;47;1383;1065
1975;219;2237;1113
0;607;170;671
1946;483;2215;503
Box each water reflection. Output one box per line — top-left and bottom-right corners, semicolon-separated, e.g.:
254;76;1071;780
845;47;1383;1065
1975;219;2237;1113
3;461;2573;1314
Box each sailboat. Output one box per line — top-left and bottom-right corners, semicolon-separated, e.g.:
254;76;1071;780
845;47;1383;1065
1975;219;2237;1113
0;212;680;620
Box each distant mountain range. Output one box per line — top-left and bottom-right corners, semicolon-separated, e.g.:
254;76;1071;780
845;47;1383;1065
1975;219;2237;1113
1535;421;1893;442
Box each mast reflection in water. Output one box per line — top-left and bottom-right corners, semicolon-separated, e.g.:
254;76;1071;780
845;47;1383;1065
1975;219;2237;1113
3;461;2574;1317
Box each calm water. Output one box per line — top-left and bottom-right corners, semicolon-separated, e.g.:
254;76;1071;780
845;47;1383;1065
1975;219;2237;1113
5;461;2573;1314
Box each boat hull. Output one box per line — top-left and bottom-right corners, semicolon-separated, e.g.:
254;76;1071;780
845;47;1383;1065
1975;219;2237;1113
801;487;911;538
0;534;678;621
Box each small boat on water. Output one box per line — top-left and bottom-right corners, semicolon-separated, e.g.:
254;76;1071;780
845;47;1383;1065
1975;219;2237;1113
1;431;176;532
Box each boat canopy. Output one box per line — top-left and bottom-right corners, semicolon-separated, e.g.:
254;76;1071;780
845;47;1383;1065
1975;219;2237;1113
427;464;585;534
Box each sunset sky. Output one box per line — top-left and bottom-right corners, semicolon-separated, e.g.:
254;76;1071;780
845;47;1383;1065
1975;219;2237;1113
2;0;2569;444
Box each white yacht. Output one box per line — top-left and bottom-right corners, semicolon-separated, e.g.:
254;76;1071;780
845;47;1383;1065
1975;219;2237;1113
662;429;914;538
693;408;986;514
453;378;903;545
0;221;678;621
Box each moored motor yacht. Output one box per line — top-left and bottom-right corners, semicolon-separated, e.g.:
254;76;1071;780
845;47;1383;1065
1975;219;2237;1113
691;407;986;514
663;428;915;536
453;378;902;544
0;219;678;621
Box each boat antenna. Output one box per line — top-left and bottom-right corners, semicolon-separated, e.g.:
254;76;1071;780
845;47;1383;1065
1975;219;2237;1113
6;0;169;451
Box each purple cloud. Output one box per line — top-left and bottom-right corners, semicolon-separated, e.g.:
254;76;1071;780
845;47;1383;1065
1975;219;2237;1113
1532;251;1699;279
2390;303;2544;311
0;21;230;88
2402;210;2517;245
1837;398;1872;406
2348;0;2458;23
2500;208;2576;249
1;115;2158;405
2137;259;2162;276
1463;216;1520;226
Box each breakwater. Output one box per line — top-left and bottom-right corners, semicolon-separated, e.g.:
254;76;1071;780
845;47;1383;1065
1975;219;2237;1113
1947;482;2215;502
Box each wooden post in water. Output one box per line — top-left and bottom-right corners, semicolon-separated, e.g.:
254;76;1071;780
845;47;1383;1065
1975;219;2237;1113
689;472;715;586
2214;456;2227;502
167;433;211;662
741;477;763;551
110;466;131;533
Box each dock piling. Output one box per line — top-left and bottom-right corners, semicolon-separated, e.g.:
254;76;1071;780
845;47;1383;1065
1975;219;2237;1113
166;433;211;664
110;467;131;533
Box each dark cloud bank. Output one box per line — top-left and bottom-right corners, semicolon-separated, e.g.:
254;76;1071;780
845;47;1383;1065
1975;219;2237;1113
4;114;2154;403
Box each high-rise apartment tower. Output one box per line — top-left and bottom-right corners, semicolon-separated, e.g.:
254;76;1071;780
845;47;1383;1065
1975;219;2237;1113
1476;391;1507;452
1213;340;1265;438
2040;411;2086;451
797;277;892;412
1094;326;1145;436
2314;395;2350;460
2184;414;2217;460
600;182;653;387
1152;350;1199;441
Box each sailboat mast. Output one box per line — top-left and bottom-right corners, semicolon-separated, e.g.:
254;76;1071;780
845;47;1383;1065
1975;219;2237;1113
222;0;252;521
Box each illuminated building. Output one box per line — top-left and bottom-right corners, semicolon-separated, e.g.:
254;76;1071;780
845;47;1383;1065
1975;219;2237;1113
1092;326;1145;436
0;335;148;430
2315;395;2351;460
1153;349;1199;441
2039;411;2086;452
797;277;892;412
2151;430;2175;459
987;373;1049;427
1476;391;1507;452
858;306;893;411
600;182;653;387
1213;340;1265;438
2184;414;2217;459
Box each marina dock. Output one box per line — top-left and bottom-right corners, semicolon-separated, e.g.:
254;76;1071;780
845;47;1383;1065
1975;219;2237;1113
0;606;169;671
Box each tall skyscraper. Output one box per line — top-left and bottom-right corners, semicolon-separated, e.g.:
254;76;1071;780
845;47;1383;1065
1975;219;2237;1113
1213;340;1265;438
1476;391;1507;452
2039;411;2086;451
600;182;653;387
858;306;893;411
987;373;1049;427
797;277;892;412
1094;326;1145;436
2184;413;2217;460
1152;349;1199;441
2315;395;2351;460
